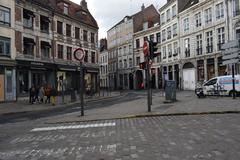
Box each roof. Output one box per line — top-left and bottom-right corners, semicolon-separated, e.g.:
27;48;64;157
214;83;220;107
179;0;199;13
26;0;98;29
159;0;176;12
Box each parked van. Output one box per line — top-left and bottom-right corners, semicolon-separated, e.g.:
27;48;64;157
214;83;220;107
202;75;240;96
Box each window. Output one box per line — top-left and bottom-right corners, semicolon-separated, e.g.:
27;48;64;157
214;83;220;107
129;58;133;67
66;24;71;37
204;78;217;86
123;46;126;55
0;6;10;26
161;13;165;25
143;22;148;30
6;69;12;93
64;3;69;15
0;36;10;56
162;29;166;42
67;46;72;60
41;41;51;58
205;8;212;24
196;34;202;55
183;18;189;31
168;44;172;58
57;44;63;59
216;2;224;19
75;27;80;39
23;37;35;55
156;33;161;43
136;39;140;48
167;27;171;39
162;46;166;59
172;5;177;18
184;38;190;57
206;31;213;53
150;34;154;41
217;27;225;50
233;0;240;16
119;60;122;69
23;9;34;29
91;52;95;63
91;33;95;43
83;30;88;41
173;23;177;37
124;59;127;68
40;15;49;33
84;50;88;62
136;57;140;65
166;9;171;21
57;21;63;34
195;12;202;27
173;42;178;56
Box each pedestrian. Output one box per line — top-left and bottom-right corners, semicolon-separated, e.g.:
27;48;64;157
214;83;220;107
29;85;35;104
45;85;51;104
34;85;40;103
39;86;45;103
51;87;57;106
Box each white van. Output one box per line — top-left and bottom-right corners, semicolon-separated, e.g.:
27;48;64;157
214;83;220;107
202;75;240;96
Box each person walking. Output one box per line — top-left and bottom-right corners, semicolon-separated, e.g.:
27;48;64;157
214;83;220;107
29;85;35;104
45;85;51;104
34;85;40;103
51;87;57;106
39;86;45;103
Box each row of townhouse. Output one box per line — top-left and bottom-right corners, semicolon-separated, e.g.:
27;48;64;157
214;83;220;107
0;0;99;102
102;0;240;91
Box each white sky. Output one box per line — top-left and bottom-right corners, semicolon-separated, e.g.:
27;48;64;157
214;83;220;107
70;0;167;39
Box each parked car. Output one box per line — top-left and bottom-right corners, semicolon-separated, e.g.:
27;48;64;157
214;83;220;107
201;75;240;96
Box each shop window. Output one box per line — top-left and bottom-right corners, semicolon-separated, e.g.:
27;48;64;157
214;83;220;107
6;69;12;93
197;60;204;81
41;41;51;58
23;9;34;29
57;44;63;59
67;46;72;60
19;71;29;94
66;24;71;37
0;36;10;56
40;15;50;33
57;21;63;34
0;5;10;26
23;37;35;55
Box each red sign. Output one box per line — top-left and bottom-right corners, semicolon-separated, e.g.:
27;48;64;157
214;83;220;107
143;41;149;56
74;48;85;62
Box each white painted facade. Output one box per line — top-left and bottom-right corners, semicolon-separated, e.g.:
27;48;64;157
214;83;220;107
99;49;108;88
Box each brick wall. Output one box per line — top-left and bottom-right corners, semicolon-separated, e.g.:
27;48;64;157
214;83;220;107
15;31;22;54
15;6;22;22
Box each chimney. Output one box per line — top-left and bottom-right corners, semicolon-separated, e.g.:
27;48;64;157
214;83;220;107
141;3;145;11
80;0;88;10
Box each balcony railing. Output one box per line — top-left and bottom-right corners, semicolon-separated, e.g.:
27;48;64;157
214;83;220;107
196;47;203;55
185;49;190;57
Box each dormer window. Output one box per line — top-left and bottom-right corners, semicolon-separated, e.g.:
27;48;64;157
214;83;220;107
64;3;69;15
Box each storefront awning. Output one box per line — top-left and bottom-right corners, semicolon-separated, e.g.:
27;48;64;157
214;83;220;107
24;37;36;45
41;41;51;48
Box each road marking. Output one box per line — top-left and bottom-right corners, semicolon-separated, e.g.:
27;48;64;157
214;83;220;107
31;122;116;132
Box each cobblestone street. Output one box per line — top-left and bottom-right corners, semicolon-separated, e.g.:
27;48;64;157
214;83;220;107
0;113;240;160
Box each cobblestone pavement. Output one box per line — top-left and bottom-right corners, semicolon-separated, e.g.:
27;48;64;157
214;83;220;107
0;114;240;160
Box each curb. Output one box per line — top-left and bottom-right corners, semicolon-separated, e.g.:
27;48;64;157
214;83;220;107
0;94;124;116
45;110;240;124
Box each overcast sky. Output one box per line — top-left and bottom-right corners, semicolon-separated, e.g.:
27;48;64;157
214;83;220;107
71;0;166;39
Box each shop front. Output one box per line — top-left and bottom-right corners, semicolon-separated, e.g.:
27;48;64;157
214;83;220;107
16;60;55;97
0;60;16;102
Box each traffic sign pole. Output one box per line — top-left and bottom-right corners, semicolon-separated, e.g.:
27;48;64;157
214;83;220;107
232;64;236;99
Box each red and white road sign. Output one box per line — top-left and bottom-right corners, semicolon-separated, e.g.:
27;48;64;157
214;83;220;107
143;41;149;56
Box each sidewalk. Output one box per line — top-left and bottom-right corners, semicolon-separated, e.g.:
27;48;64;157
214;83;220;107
0;91;121;115
46;90;240;123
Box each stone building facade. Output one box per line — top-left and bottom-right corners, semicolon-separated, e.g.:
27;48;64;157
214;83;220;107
0;0;16;102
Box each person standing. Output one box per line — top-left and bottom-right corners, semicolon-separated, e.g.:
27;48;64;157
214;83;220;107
45;85;51;104
51;87;57;106
39;86;45;103
29;85;35;104
34;85;40;103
